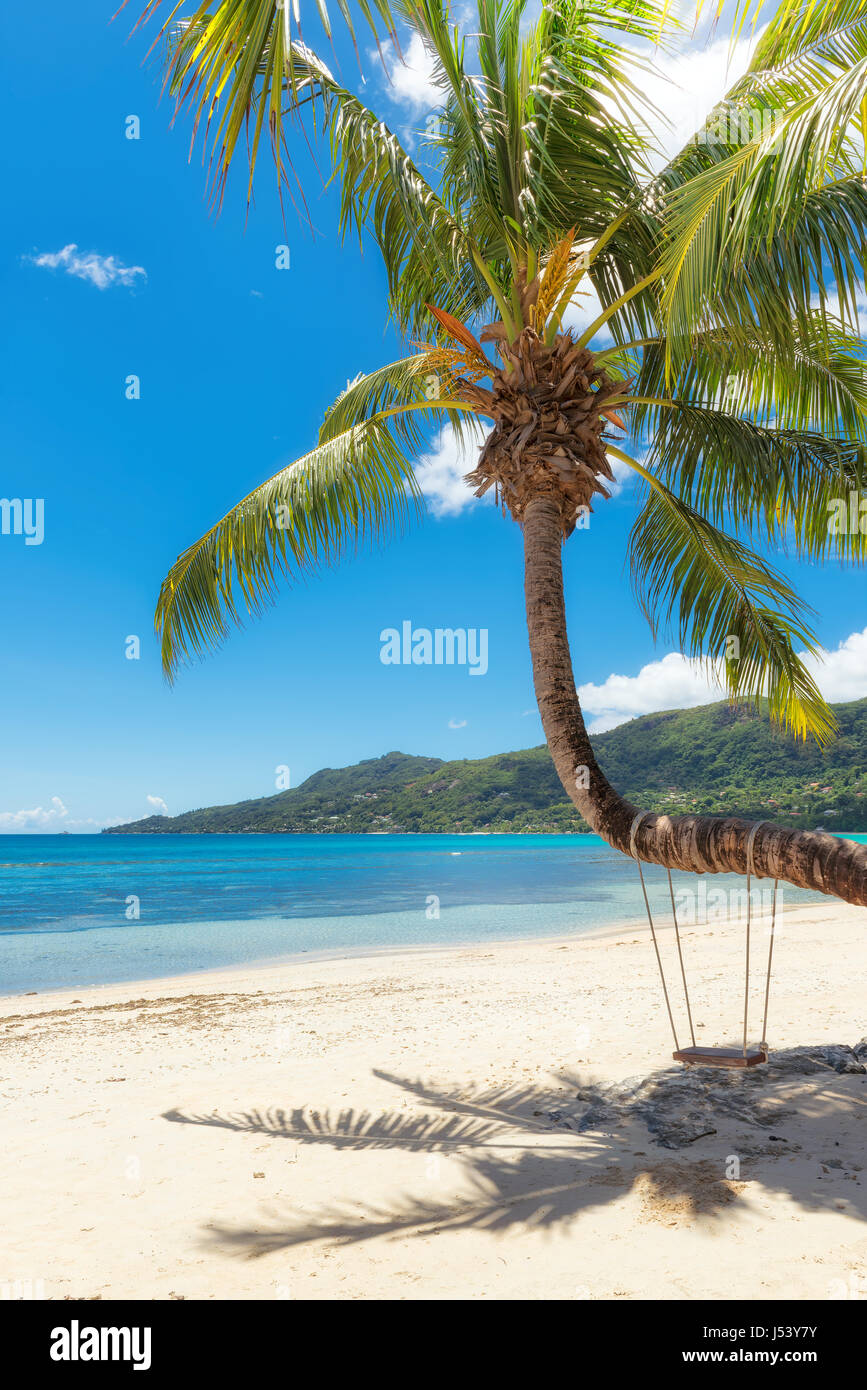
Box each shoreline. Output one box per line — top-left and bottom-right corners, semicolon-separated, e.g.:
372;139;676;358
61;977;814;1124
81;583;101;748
0;894;836;1009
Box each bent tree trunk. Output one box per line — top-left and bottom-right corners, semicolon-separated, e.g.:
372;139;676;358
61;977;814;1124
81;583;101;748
523;494;867;907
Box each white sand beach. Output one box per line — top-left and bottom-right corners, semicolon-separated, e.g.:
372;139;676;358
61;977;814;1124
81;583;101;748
2;897;866;1302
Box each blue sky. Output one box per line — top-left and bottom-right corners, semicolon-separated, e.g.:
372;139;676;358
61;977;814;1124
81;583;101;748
1;1;866;830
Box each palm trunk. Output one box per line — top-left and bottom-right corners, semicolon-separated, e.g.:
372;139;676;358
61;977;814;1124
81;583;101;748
523;494;867;906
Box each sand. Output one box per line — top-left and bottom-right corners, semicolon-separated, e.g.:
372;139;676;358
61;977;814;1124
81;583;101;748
1;896;866;1302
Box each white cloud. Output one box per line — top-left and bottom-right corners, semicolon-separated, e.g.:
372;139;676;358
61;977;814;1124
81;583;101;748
381;33;442;113
377;6;481;114
0;796;72;832
812;287;867;337
560;281;608;341
0;796;113;833
414;422;484;517
580;653;721;733
146;795;169;816
580;627;867;733
605;444;644;498
806;626;867;702
636;29;762;170
448;718;468;729
26;244;146;291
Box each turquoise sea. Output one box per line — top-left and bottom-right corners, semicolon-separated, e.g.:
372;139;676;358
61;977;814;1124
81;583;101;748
1;832;861;996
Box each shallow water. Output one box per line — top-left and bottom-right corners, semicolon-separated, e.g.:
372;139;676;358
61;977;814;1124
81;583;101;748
0;832;858;994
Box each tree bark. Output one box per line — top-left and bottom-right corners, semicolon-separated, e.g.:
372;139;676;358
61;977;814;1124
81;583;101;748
523;494;867;906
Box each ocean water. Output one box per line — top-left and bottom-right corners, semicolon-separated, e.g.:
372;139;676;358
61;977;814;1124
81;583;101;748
0;832;859;996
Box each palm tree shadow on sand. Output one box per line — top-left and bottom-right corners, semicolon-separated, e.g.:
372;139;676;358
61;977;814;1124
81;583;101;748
162;1045;867;1256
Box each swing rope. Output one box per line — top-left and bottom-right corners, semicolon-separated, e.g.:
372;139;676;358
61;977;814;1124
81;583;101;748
745;820;779;1056
743;822;761;1057
631;812;780;1064
667;865;697;1048
744;811;778;1050
630;812;682;1052
761;880;778;1051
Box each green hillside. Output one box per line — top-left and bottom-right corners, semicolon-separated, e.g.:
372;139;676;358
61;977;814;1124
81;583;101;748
104;697;867;834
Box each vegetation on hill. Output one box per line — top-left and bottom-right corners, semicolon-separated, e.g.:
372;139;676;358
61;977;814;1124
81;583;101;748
105;698;867;835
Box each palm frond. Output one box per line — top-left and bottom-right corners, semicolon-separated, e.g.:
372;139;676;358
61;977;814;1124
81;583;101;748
750;0;867;71
319;351;484;448
614;447;836;743
156;412;422;677
632;316;867;438
659;9;867;357
128;0;400;209
632;400;867;563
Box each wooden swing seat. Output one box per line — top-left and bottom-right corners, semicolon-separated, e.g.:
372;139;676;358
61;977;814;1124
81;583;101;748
672;1046;768;1069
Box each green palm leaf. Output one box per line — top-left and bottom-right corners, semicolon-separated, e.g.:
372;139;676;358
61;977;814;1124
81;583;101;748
157;413;420;678
614;448;836;743
126;0;400;209
637;402;867;563
319;353;483;447
659;7;867;358
633;317;867;437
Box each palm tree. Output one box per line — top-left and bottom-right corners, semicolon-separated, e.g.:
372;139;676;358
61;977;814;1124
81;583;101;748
151;0;867;904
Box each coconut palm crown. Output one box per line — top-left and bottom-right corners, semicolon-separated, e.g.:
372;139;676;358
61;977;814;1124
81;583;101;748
153;0;867;904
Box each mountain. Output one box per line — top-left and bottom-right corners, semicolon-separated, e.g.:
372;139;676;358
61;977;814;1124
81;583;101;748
103;697;867;834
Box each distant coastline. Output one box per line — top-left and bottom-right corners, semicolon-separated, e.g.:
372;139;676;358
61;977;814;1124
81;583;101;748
102;826;598;836
103;697;867;836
